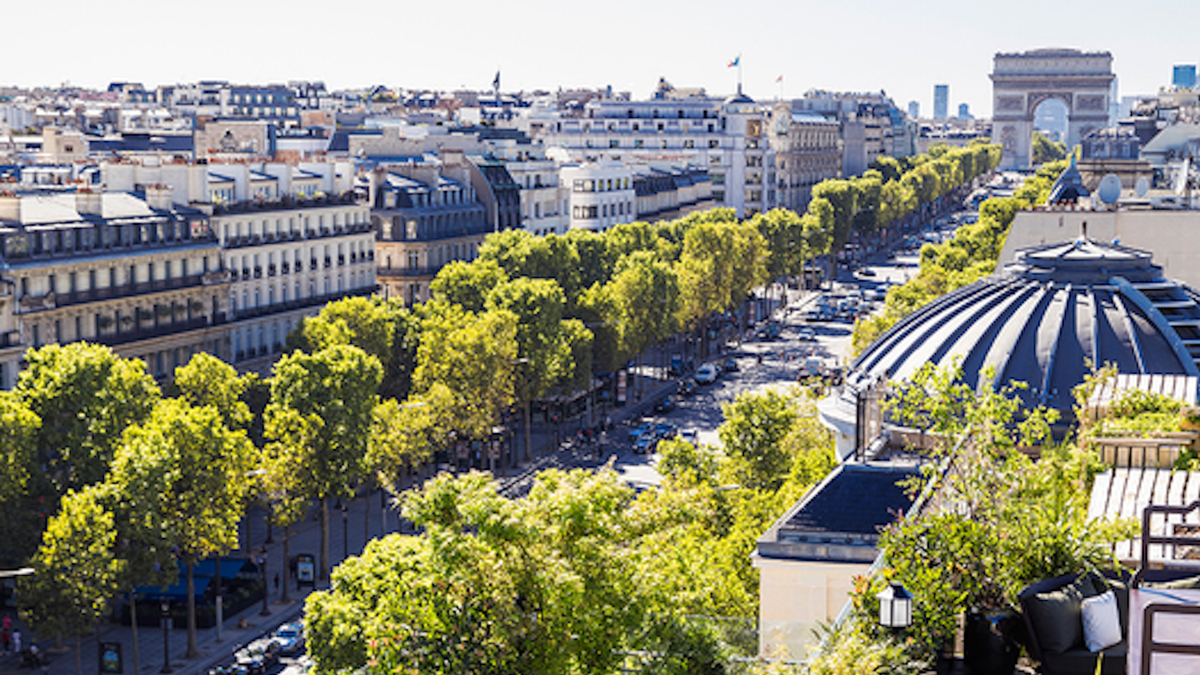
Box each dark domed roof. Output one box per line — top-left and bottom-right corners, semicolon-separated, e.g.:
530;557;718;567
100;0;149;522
1047;154;1089;204
850;239;1200;415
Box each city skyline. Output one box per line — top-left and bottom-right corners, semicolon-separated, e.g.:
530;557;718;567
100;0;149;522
5;0;1199;116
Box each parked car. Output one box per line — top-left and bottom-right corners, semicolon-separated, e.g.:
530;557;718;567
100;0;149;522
694;364;719;384
678;428;698;445
724;358;739;372
629;422;655;441
272;621;305;656
654;422;678;440
634;434;657;454
654;396;676;413
235;638;280;674
797;327;816;342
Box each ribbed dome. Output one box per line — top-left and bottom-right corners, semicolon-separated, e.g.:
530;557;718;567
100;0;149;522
850;239;1200;415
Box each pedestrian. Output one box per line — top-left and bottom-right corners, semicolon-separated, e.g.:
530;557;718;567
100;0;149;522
11;630;19;655
1;628;9;654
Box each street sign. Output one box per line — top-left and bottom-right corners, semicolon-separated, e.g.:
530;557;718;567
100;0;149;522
295;554;315;587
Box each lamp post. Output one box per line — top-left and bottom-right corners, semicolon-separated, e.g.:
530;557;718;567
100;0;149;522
341;502;349;562
159;601;172;674
258;550;271;616
876;582;913;632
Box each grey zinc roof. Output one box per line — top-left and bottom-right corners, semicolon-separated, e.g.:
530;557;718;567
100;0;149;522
756;463;919;563
850;239;1200;417
779;463;918;536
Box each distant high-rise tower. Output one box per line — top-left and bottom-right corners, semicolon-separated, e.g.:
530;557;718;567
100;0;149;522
933;84;949;120
908;100;920;118
1173;64;1196;89
958;103;971;119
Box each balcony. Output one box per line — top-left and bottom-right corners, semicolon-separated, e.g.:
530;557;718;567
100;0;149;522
337;254;345;266
268;264;277;277
40;274;211;311
324;257;332;269
94;315;213;348
378;266;443;278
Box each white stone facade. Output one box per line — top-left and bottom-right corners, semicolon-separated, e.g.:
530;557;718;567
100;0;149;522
560;163;635;232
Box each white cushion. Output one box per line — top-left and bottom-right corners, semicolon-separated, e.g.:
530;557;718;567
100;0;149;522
1081;590;1123;652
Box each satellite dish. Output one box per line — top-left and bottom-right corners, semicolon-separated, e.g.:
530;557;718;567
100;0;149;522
1097;174;1122;206
1135;176;1150;197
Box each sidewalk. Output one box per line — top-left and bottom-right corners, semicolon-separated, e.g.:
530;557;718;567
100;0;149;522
0;490;387;675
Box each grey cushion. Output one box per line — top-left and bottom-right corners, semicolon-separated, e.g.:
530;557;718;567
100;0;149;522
1025;574;1097;654
1040;640;1126;675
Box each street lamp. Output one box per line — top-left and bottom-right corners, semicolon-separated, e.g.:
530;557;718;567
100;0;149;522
159;601;172;674
877;582;913;630
341;502;349;562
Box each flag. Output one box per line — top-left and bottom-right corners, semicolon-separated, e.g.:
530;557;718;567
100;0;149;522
728;55;740;68
776;75;784;83
493;71;500;90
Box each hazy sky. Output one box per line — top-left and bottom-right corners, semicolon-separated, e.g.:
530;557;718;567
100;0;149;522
7;0;1196;116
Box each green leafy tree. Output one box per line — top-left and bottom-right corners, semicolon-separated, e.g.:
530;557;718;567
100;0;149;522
429;258;509;312
612;251;681;374
412;302;518;442
0;392;41;567
170;352;253;430
306;470;707;675
486;278;585;458
676;219;767;331
718;389;799;492
109;399;257;657
811;179;858;252
1031;130;1067;165
19;485;123;675
268;345;383;581
15;342;159;497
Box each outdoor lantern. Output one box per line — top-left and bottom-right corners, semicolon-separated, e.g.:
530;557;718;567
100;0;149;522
877;582;913;629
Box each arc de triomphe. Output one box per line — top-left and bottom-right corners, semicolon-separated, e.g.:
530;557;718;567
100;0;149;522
991;48;1114;170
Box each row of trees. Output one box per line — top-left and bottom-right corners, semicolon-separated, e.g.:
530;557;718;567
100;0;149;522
3;141;1004;673
850;159;1070;355
806;141;1002;258
304;385;837;675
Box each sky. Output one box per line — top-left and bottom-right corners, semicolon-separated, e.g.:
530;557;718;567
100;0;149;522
6;0;1198;117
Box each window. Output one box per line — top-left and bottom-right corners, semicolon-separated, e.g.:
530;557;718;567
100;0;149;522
709;139;719;149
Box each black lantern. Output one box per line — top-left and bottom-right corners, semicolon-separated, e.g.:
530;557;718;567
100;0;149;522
876;582;913;629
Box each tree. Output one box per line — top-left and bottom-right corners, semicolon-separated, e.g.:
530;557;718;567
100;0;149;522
717;389;798;492
1031;130;1067;165
19;485;123;675
262;407;323;604
298;296;396;368
305;470;686;675
367;394;448;492
0;392;41;567
612;251;681;356
429;258;508;313
485;278;586;459
811;179;858;252
109;398;257;657
268;345;383;581
15;342;160;498
676;219;767;330
170;352;253;430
